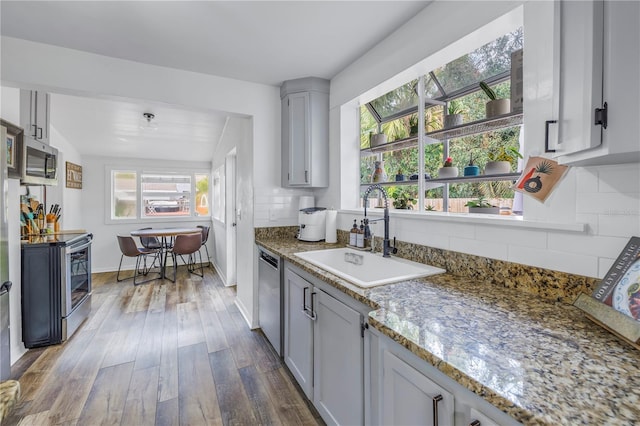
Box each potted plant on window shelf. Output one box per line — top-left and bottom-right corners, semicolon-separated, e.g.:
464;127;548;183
408;114;419;137
438;157;458;178
480;81;510;118
388;187;416;210
485;146;523;175
465;196;499;214
369;131;388;148
444;100;465;128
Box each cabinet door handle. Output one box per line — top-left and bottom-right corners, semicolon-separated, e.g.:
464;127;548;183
37;127;43;140
307;291;317;321
432;394;443;426
545;120;557;153
304;170;308;183
32;124;38;138
302;286;309;312
469;420;481;426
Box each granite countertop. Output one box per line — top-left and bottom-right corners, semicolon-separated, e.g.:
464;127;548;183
21;230;90;246
256;237;640;425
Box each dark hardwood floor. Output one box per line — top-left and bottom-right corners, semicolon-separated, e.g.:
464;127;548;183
5;266;322;425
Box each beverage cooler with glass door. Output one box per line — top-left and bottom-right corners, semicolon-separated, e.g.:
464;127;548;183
21;233;92;348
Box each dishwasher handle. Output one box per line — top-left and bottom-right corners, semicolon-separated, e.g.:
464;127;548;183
259;251;279;269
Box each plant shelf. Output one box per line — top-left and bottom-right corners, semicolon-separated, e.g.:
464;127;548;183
359;180;443;190
360;111;524;157
427;172;521;183
427;111;523;141
360;172;520;189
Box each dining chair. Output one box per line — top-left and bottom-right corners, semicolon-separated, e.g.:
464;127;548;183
138;227;163;250
116;235;161;285
167;233;204;282
196;225;211;268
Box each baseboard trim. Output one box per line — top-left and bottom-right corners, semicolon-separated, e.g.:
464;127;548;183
235;298;257;330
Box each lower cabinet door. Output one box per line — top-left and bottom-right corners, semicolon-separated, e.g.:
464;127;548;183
313;289;363;426
283;270;314;399
382;350;454;426
469;408;499;426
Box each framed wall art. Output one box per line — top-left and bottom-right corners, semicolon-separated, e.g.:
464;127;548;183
1;119;24;179
66;161;83;189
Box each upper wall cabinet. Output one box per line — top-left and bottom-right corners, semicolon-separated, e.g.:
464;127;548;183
281;77;329;188
545;1;640;166
20;90;50;145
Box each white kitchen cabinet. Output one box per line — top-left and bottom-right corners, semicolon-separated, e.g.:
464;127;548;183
281;77;329;188
535;1;640;165
367;326;521;426
313;288;363;426
382;349;454;426
20;90;50;144
283;267;314;399
469;408;499;426
283;264;366;425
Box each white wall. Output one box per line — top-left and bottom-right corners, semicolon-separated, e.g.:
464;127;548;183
320;0;640;279
47;126;84;231
1;86;27;363
82;155;213;272
0;36;288;328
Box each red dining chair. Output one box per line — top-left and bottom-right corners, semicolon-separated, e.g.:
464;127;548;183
167;232;204;282
116;235;161;285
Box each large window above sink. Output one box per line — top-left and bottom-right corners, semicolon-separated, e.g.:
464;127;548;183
360;27;524;214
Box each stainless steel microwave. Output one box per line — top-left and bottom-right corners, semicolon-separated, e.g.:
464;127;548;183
22;138;58;185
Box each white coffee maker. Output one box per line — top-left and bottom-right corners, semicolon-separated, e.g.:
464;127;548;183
298;207;327;241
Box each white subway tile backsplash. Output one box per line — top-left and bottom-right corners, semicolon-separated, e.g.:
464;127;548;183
597;257;616;279
575;168;599;193
547;233;629;258
597;164;640;193
449;237;508;260
576;192;640;215
508;246;598;277
575;213;599;235
475;225;548;249
598;213;640;237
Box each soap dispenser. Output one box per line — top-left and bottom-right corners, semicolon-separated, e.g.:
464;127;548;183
349;220;358;246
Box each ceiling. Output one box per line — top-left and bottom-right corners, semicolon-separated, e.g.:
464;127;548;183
49;94;229;162
1;1;430;160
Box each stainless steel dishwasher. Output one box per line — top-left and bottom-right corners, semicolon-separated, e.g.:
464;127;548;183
258;247;283;356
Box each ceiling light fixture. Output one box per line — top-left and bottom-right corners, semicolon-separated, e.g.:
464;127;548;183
140;112;158;131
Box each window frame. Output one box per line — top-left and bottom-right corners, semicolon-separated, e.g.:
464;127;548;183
105;164;211;224
358;29;523;215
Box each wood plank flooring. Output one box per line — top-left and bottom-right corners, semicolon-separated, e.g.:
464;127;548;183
5;267;323;426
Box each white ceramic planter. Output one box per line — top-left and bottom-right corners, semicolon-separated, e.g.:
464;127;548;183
485;99;510;118
438;167;459;178
444;114;463;128
370;133;388;148
484;161;511;175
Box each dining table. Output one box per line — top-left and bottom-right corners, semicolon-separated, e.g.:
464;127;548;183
130;227;201;280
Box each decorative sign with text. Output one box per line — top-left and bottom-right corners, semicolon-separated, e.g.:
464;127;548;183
66;161;82;189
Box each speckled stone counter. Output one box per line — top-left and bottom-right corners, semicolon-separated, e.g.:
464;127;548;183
256;234;640;426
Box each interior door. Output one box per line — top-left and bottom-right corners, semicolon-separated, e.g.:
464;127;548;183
225;151;237;286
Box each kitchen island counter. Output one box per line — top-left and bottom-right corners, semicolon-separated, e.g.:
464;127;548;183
256;235;640;425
